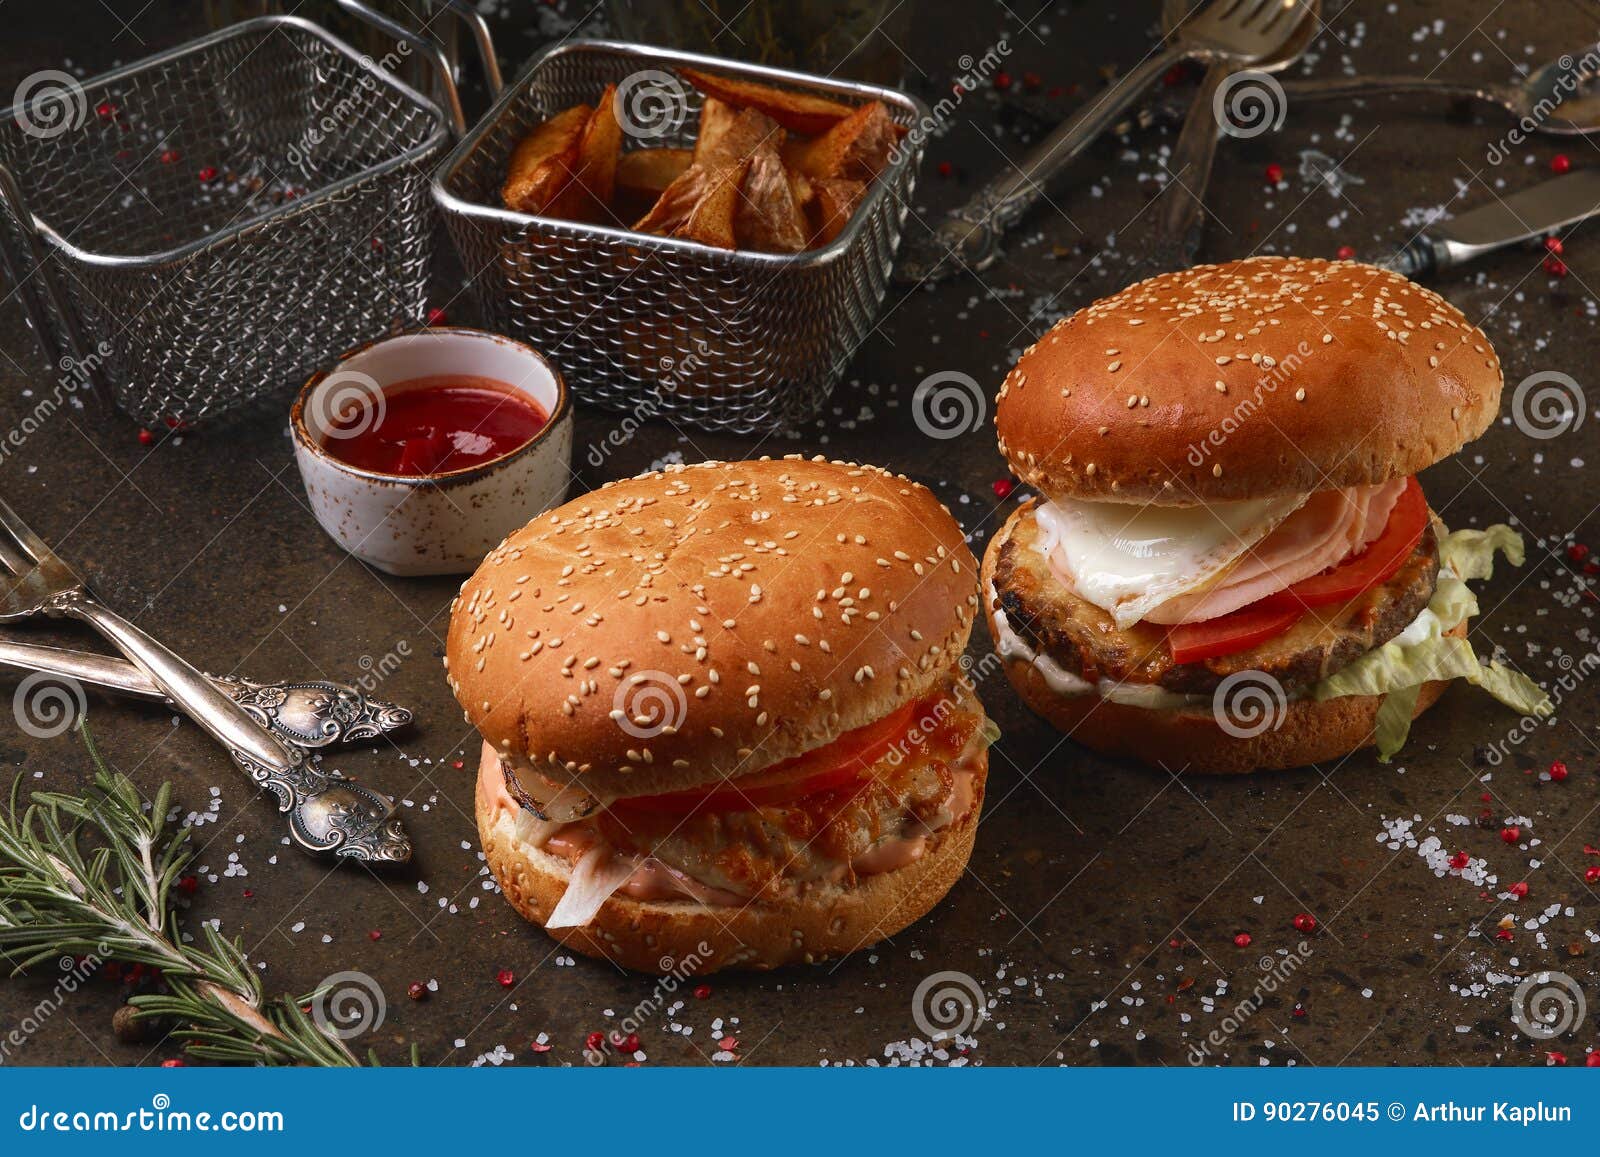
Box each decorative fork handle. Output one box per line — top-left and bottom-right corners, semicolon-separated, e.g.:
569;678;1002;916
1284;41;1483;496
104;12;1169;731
49;596;410;863
0;639;412;749
58;596;302;773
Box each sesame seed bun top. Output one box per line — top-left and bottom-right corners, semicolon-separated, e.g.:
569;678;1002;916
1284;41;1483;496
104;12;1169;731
445;456;979;800
995;256;1503;505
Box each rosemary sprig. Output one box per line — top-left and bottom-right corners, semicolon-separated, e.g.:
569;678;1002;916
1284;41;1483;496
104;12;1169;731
0;725;358;1066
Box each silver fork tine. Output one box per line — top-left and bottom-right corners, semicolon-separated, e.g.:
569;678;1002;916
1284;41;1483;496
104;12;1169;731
0;493;58;567
0;537;34;579
1257;0;1301;31
1233;0;1279;27
0;494;86;593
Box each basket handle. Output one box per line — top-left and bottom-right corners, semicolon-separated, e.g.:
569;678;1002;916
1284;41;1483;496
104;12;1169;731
335;0;502;134
0;163;106;405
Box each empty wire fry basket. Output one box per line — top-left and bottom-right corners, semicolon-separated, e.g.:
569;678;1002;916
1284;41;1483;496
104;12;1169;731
0;15;452;427
432;40;927;435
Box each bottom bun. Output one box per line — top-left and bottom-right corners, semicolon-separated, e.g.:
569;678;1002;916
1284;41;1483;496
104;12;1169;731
988;598;1460;773
475;761;984;973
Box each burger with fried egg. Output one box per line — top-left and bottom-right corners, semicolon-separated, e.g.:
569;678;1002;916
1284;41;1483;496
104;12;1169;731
447;456;995;971
983;256;1548;773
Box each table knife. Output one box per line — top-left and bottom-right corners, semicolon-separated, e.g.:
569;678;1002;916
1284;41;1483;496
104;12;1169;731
1384;168;1600;278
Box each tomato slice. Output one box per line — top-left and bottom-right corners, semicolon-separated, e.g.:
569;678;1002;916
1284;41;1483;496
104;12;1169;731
1165;477;1429;664
1262;476;1428;612
615;699;919;814
1166;603;1304;665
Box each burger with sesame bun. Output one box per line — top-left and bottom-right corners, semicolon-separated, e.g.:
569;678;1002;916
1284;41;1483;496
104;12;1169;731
447;456;995;972
983;256;1549;774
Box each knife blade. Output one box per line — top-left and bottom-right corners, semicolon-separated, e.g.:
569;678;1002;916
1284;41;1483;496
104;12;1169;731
1385;168;1600;278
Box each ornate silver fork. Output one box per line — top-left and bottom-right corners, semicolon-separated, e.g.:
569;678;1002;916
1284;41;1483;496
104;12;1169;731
0;497;410;865
895;0;1317;283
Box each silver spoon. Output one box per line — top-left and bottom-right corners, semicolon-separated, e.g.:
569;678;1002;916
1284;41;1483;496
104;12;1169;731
1005;44;1600;155
1275;46;1600;134
0;638;411;749
1122;45;1600;136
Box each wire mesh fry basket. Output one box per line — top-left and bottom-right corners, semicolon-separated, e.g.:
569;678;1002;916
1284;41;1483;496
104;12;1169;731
0;13;458;427
433;41;928;436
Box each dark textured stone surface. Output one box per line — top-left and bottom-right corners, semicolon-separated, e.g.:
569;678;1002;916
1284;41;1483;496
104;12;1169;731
0;0;1596;1067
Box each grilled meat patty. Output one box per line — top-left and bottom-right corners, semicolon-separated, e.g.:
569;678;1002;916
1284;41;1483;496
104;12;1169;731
594;680;987;900
990;500;1440;696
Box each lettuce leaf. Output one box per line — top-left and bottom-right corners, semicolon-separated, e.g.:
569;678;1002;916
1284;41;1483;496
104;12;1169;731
1312;523;1550;760
980;716;1003;748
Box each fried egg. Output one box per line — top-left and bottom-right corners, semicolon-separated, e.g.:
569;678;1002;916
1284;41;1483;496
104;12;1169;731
1031;492;1311;629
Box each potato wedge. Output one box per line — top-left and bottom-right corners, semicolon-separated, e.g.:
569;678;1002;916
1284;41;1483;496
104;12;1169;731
698;107;785;171
563;85;623;221
617;147;693;198
783;100;898;182
501;105;590;213
693;96;740;166
633;163;717;236
808;177;867;246
679;66;857;136
735;142;808;253
788;169;815;213
681;159;748;249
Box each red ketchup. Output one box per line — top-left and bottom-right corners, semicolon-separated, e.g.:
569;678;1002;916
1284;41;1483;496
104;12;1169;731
323;375;547;476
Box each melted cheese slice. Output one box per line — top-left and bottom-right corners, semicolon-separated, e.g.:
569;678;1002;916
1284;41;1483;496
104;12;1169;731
1032;492;1310;630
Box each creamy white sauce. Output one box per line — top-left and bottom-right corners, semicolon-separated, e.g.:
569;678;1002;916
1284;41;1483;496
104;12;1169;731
1389;606;1440;649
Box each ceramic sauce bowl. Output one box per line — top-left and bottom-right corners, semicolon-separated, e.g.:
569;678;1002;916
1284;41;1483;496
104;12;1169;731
291;328;573;576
